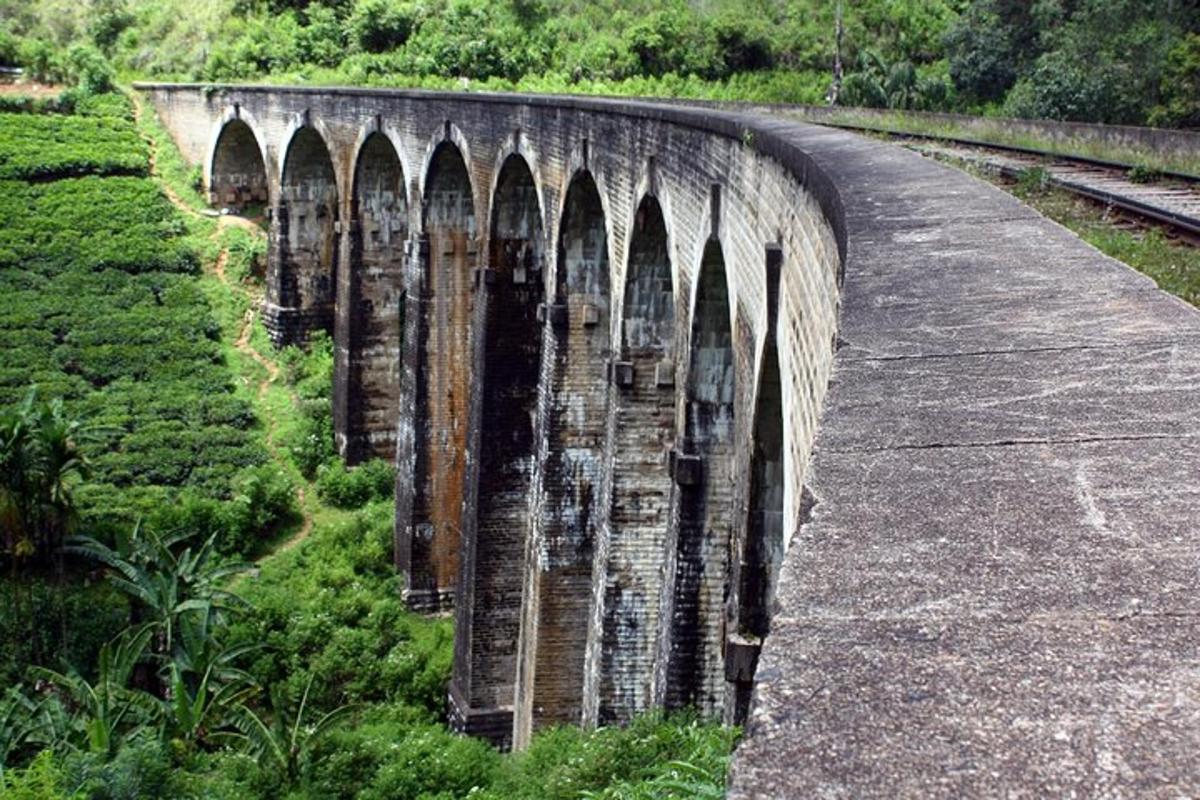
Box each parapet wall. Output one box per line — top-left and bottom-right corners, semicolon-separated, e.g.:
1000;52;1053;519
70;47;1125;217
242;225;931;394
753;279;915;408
139;83;843;747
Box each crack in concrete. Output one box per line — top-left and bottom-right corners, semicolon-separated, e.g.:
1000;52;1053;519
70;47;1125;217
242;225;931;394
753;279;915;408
821;432;1192;455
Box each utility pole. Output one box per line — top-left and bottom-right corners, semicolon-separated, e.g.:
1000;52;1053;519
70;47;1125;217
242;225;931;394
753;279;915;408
828;1;844;106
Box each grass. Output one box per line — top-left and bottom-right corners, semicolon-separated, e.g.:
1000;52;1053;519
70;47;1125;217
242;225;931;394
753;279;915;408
780;106;1200;178
939;155;1200;307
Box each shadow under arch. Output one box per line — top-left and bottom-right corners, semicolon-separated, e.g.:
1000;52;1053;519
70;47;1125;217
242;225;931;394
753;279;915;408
339;131;409;463
596;192;677;724
451;152;546;750
665;237;736;715
512;168;611;748
209;118;269;211
268;126;338;346
402;140;476;611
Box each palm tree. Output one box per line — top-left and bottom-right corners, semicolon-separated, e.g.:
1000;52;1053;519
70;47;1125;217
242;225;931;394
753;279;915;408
0;388;92;569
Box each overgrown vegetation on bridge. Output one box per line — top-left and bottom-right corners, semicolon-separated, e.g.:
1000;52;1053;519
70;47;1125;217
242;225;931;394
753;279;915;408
2;0;1198;127
0;81;734;799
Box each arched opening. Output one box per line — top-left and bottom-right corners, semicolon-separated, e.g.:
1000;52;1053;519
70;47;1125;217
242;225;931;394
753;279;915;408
270;126;338;345
522;170;611;736
345;132;408;463
463;154;545;728
409;141;475;608
598;194;676;723
209;119;268;212
734;326;784;719
666;240;735;714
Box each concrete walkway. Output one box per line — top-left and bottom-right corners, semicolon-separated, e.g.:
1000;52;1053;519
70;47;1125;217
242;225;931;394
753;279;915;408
728;120;1200;797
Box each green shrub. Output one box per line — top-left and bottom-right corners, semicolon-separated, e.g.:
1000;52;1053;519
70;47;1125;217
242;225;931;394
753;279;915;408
60;739;176;800
16;38;66;85
64;45;116;95
304;707;500;799
0;751;70;800
348;0;420;53
479;712;737;800
0;113;146;180
144;463;296;557
0;178;194;274
316;459;394;509
229;503;453;718
0;579;128;688
281;331;335;478
0;29;19;67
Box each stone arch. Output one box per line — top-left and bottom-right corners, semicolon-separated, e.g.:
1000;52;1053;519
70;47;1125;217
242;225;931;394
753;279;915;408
455;153;546;740
207;116;269;211
266;124;339;345
734;300;785;720
417;122;480;229
516;168;611;743
340;130;409;463
595;193;676;724
665;237;736;714
406;140;476;610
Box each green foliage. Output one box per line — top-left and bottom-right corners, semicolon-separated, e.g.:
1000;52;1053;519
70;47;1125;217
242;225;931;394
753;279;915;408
347;0;419;54
0;388;93;565
228;503;452;719
477;712;737;800
315;459;394;509
0;95;267;550
0;581;128;692
1127;165;1163;185
0;751;72;800
65;525;251;664
0;177;193;275
280;331;335;479
146;464;298;558
63;45;115;95
840;52;952;111
1152;33;1200;128
0;29;19;67
0;112;145;180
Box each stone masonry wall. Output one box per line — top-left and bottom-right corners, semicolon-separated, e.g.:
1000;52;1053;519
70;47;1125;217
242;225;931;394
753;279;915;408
140;83;843;748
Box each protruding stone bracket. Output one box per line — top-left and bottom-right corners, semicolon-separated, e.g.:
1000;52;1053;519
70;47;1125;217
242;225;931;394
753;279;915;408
670;449;703;486
609;360;635;388
473;266;497;289
724;634;762;683
581;303;601;326
537;302;568;327
582;137;589;168
655;359;675;388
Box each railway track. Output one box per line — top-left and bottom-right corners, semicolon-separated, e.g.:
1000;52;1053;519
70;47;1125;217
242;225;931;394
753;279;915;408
839;129;1200;243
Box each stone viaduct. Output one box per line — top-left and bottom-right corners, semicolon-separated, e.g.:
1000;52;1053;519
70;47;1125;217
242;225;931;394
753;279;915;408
141;83;1200;795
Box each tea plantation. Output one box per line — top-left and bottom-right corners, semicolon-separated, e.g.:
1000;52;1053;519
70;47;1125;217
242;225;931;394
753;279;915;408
0;98;276;548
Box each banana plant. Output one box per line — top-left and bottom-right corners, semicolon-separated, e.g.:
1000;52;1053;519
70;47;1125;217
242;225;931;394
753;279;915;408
30;626;157;758
0;689;46;779
66;524;250;662
230;675;359;787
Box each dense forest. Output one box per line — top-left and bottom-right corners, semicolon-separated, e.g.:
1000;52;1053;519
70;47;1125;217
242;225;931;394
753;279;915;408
1;0;1199;126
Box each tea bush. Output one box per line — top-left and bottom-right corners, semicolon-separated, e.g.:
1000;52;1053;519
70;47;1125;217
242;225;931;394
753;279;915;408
0;101;272;553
